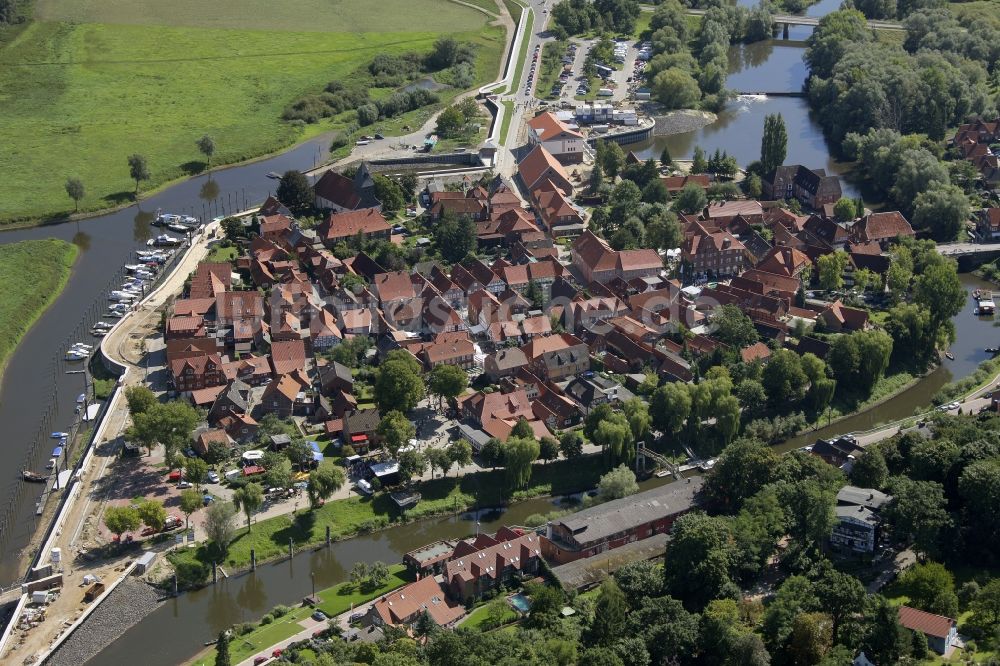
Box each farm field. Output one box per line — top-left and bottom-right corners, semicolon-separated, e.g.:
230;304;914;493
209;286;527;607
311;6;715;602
0;0;503;223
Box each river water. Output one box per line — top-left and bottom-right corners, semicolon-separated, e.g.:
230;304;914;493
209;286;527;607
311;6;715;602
1;1;992;661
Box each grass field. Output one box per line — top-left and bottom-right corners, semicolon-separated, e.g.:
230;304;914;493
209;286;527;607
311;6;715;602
191;564;411;666
0;0;503;223
0;239;78;380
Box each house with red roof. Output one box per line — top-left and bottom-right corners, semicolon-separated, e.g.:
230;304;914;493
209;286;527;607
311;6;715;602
316;208;391;246
850;211;915;248
526;111;585;164
818;299;869;332
571;230;662;284
444;531;544;602
897;606;958;656
368;575;466;629
517;144;574;194
170;353;225;393
682;221;749;279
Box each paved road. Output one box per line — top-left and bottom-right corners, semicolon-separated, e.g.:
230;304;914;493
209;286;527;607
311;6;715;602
937;242;1000;257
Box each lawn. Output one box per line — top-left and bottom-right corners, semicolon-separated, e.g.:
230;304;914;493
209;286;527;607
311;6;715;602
0;0;503;223
168;455;607;584
203;244;237;264
499;100;516;144
0;239;78;381
462;600;519;630
536;40;568;100
191;564;411;666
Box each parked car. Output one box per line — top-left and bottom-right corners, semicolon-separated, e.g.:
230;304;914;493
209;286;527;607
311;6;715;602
312;610;328;621
253;657;268;665
177;481;192;489
207;471;219;483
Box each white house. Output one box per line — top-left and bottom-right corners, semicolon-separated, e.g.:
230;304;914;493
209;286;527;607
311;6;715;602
526;112;585;164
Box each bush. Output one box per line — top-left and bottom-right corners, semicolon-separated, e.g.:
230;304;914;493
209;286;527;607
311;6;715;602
260;613;274;625
172;559;210;590
271;604;291;618
232;622;257;635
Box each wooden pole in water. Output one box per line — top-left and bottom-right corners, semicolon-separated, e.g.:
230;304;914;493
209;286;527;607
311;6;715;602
251;549;256;572
326;525;331;547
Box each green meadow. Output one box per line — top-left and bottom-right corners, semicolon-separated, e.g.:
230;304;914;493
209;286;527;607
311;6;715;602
0;0;503;223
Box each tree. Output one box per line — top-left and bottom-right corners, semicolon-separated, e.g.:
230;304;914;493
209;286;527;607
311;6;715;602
596;140;625;178
853;267;876;292
510;417;536;441
539;436;560;464
428;363;467;410
789;612;834;665
817;250;849;291
180;489;202;530
378;410;416;456
433;212;477;262
641;178;669;205
589;579;627;647
715;395;742;449
885;478;951;558
760;113;788;173
368;561;390;587
125;385;157;416
350;561;369;587
664;512;735;611
673;182;707;215
215;630;231;666
127;154;150;194
426;448;451;478
692;146;709;174
850;448;888;489
598;465;639;500
285;439;313;470
730;633;771;666
104;505;141;539
703;438;779;511
65;177;85;211
374;355;425;413
204;501;237;554
913;184;969;241
559;431;584;459
435;105;466;139
185;457;209;488
398;449;427;484
589;163;605;194
446;439;472;475
137;498;167;532
503;437;539;489
652;67;700;110
762;349;808;406
744;172;763;199
736;379;768;418
832;197;857;222
373;175;405;213
650;382;691;437
969;579;1000;634
713;304;759;347
480;437;504;468
307;467;345;507
197;134;216;168
863;596;908;666
126;400;199;463
591;413;633;467
899;561;958;617
232;483;264;532
660;145;672;169
276;170;313;214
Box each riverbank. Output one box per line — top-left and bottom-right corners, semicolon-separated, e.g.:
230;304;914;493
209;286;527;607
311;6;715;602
166;455;607;589
186;564;412;666
0;239;78;383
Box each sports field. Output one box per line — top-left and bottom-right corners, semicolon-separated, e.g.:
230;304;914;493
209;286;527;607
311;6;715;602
0;0;503;223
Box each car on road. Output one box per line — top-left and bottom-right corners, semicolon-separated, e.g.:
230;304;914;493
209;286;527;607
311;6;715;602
272;649;283;658
177;481;192;489
374;133;384;140
254;657;268;665
207;471;219;483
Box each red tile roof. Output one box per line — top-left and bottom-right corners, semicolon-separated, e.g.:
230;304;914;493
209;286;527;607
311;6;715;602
371;575;465;627
269;339;307;376
518;144;572;193
318;208;390;242
527;111;583;141
898;605;955;639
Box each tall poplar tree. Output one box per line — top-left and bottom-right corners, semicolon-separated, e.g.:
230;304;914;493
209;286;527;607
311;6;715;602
760;113;788;174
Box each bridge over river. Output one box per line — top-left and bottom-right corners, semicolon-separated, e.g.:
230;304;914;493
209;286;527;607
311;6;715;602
680;7;905;31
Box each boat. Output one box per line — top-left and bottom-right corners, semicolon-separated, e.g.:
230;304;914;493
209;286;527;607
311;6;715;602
72;342;93;350
93;321;113;330
51;432;68;439
90;329;106;338
168;223;189;233
654;469;672;478
945;351;955;360
697;458;718;472
22;471;46;483
974;289;982;299
987;348;999;354
266;171;281;179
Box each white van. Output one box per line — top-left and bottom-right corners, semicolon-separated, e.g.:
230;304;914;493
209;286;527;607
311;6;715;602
224;469;241;482
355;479;373;495
597;88;613;97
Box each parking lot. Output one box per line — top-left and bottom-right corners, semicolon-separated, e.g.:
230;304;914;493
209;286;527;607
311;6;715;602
546;38;648;104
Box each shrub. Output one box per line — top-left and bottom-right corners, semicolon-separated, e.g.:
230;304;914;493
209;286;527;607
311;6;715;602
271;604;291;618
260;614;274;625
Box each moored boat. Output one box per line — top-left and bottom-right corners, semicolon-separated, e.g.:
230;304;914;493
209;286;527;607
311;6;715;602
22;471;46;483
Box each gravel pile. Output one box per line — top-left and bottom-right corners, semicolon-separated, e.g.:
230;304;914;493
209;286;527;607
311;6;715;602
653;110;717;136
45;578;161;666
